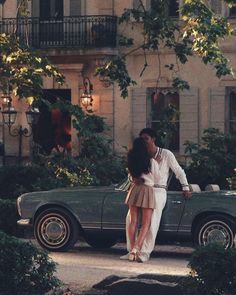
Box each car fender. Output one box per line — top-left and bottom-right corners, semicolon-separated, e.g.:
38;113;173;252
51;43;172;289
191;210;236;234
32;200;82;228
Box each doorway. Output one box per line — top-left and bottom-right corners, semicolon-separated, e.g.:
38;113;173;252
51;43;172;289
33;89;71;155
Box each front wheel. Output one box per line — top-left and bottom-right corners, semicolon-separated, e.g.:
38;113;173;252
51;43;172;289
34;208;79;252
194;215;235;249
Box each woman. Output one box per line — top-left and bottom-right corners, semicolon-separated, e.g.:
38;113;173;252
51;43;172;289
125;137;159;262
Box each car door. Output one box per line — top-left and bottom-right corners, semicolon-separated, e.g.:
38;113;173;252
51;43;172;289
101;189;128;230
160;191;187;233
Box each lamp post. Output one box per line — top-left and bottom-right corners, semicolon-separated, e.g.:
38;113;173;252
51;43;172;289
1;96;40;164
80;77;93;111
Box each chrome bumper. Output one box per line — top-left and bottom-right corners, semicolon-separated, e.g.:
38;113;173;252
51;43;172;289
17;219;32;227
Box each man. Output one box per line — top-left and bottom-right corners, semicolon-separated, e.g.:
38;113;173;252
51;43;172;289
121;128;192;262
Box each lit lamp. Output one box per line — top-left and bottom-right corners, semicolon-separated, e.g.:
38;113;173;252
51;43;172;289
25;105;40;126
1;96;17;128
0;95;40;164
80;77;93;111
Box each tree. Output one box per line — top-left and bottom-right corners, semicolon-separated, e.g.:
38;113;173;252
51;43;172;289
96;0;236;98
0;33;64;104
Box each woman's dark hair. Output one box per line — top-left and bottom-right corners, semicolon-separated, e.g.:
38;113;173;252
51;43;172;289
127;137;151;178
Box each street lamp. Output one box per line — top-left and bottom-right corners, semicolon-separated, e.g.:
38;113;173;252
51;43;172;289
1;96;40;164
80;77;93;111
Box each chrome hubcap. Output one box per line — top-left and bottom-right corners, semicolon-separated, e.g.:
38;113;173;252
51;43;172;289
205;228;227;245
39;215;69;246
201;221;232;248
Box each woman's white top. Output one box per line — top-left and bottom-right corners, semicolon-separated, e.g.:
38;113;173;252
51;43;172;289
140;158;160;187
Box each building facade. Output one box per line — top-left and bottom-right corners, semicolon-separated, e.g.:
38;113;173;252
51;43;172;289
0;0;236;163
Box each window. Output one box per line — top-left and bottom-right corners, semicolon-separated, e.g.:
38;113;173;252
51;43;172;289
150;0;179;17
168;0;179;17
40;0;63;20
147;89;179;150
39;0;64;43
229;6;236;17
229;90;236;133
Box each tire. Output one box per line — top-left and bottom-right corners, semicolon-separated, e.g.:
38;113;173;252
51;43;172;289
85;234;117;249
194;215;235;249
34;208;79;252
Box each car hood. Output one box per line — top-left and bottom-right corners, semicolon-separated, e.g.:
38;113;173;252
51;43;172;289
19;185;116;198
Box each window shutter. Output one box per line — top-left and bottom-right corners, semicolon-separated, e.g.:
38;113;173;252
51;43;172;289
131;88;147;137
210;0;222;15
209;87;225;132
70;0;81;16
179;87;199;155
133;0;140;9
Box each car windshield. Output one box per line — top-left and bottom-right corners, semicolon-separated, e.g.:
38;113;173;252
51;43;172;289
114;177;131;191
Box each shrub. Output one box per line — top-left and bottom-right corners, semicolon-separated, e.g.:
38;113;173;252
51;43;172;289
79;136;127;185
0;164;58;200
185;128;236;189
183;244;236;295
0;231;61;295
44;153;96;187
227;168;236;189
0;199;19;236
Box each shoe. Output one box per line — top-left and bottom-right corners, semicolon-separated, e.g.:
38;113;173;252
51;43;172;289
120;253;130;260
135;252;150;263
129;247;140;262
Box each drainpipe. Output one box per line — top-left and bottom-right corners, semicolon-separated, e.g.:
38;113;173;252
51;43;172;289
112;0;114;15
0;3;3;19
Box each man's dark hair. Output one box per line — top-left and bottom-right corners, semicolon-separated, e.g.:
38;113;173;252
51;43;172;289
139;128;157;139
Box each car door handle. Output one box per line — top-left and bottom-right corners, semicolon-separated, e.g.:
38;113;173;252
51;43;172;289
171;200;182;204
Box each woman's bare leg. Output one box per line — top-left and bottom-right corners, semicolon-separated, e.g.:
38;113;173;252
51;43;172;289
134;208;153;250
127;206;139;250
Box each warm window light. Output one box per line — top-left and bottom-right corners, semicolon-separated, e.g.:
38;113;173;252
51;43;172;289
80;77;93;111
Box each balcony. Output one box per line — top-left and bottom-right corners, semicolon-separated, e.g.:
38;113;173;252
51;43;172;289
0;15;117;49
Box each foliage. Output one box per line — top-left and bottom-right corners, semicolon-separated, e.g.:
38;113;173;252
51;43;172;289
0;145;126;201
51;100;106;138
43;154;96;187
35;139;127;187
0;199;19;236
0;231;61;295
0;33;64;102
183;244;236;295
46;101;127;185
184;128;236;189
0;164;58;199
79;136;127;185
95;57;137;98
96;0;236;98
227;169;236;189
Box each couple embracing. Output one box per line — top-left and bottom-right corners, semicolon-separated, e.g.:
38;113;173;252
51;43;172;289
122;128;192;263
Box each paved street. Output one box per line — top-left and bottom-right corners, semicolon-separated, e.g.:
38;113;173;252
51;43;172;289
49;241;194;291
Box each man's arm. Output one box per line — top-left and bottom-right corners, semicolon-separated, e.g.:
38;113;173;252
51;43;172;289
182;190;192;199
166;150;192;199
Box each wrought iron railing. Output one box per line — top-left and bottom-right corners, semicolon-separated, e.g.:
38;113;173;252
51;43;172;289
0;15;117;48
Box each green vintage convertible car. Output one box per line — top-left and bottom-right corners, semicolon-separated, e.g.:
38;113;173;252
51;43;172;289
17;179;236;252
